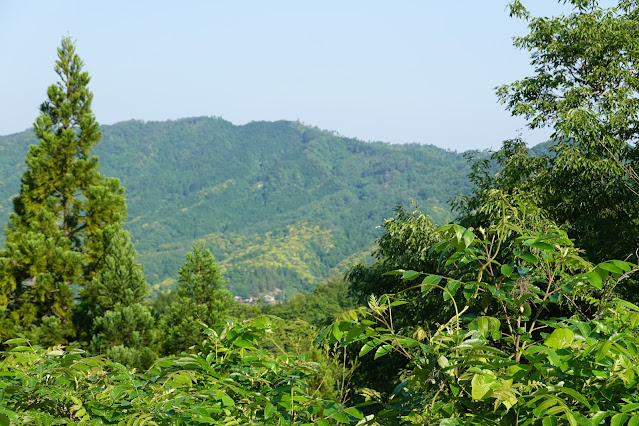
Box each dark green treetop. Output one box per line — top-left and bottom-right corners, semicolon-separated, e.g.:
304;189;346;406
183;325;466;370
0;38;126;334
88;224;157;369
177;241;227;305
86;224;148;316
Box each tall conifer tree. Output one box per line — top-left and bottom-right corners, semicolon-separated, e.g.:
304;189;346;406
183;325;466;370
0;38;126;337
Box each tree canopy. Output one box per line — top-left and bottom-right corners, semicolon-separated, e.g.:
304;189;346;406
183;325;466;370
468;0;639;262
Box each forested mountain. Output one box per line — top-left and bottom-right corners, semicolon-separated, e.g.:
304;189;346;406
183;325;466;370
0;117;473;297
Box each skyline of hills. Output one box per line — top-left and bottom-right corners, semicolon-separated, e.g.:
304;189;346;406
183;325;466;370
1;116;484;298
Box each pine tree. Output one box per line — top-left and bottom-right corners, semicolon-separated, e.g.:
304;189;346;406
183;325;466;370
88;224;157;369
0;38;126;338
177;241;230;308
86;224;148;315
160;241;233;354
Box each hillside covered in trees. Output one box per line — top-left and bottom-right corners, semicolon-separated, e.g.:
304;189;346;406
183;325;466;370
0;118;473;298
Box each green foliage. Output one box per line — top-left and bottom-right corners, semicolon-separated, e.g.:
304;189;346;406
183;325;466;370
348;205;443;310
0;318;364;424
481;0;639;262
90;304;157;370
344;206;451;398
1;118;473;298
325;194;639;424
159;242;233;355
346;206;450;398
0;38;126;335
259;316;357;404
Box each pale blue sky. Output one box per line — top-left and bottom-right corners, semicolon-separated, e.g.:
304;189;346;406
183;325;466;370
1;2;578;151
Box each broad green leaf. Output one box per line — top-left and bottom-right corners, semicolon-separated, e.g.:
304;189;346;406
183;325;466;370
596;340;613;362
422;274;443;285
473;316;501;339
0;414;9;426
463;283;477;301
501;264;514;277
164;370;196;388
443;280;461;301
585;270;603;289
462;229;475;248
571;413;595;426
393;380;410;396
518;252;538;264
438;355;450;369
545;348;562;367
598;262;624;275
617;300;639;313
590;412;609;424
506;365;528;381
3;338;28;346
358;341;378;357
450;382;460;396
374;344;392;360
628;414;639;426
219;391;234;407
564;410;578;426
331;323;343;341
611;260;635;272
264;403;276;418
231;339;254;348
9;346;32;353
533;397;559;418
542;417;558;426
401;270;421;281
529;241;554;251
345;325;365;342
622;403;639;413
573;321;591;338
558;387;590;408
517;265;531;276
330;412;352;423
471;374;493;400
611;414;629;426
545;328;574;349
343;407;363;420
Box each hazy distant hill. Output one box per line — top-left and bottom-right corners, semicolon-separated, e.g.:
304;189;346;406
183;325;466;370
0;117;473;298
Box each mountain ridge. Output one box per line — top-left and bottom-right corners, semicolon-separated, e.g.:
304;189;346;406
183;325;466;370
0;116;475;298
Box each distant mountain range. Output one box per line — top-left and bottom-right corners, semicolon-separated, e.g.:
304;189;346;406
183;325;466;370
0;117;478;298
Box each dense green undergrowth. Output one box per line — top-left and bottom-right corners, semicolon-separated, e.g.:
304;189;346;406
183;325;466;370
0;317;359;425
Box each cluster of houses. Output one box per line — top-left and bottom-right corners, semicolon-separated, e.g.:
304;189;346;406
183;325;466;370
234;294;277;304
